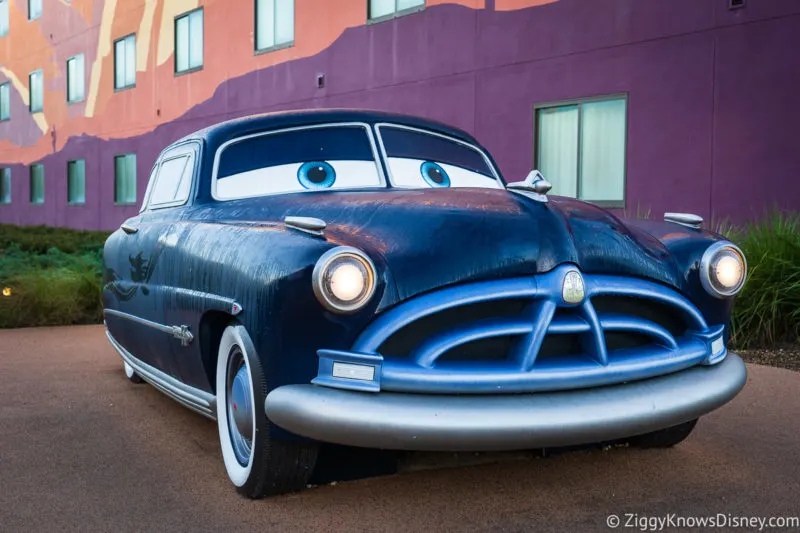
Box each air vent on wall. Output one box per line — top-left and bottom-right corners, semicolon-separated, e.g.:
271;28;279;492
729;0;745;9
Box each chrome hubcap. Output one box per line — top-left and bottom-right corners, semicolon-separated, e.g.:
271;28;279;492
226;347;252;466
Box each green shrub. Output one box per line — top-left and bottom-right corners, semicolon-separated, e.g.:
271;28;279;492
0;227;107;329
723;210;800;349
0;224;110;254
0;267;103;328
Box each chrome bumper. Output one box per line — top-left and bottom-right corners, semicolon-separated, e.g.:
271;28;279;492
265;354;747;451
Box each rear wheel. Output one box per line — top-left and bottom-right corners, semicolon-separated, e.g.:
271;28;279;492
216;323;318;498
123;361;144;384
628;419;698;448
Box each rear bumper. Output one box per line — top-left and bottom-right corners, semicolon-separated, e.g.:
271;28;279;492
265;354;747;451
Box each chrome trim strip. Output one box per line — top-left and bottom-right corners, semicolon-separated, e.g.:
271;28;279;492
210;122;387;201
284;215;327;236
103;309;194;345
664;212;703;229
373;122;505;188
105;330;217;420
266;354;747;451
169;287;243;316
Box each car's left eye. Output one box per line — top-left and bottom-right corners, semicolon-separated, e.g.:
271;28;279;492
298;161;337;189
420;161;450;188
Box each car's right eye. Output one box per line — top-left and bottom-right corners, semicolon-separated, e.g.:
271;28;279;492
298;161;336;189
420;161;450;188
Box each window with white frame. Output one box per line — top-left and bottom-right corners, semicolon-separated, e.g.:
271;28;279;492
67;54;85;103
535;96;627;205
67;159;85;204
0;168;10;204
30;164;44;204
369;0;424;20
175;9;203;73
255;0;294;52
114;35;136;90
0;82;10;120
115;154;137;205
28;0;41;21
149;153;195;207
29;70;43;113
0;0;9;37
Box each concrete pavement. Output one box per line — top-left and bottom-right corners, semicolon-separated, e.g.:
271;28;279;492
0;325;798;532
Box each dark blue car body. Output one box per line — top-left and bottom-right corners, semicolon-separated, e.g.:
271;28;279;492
103;109;746;455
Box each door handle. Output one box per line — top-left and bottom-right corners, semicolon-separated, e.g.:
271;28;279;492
120;223;139;235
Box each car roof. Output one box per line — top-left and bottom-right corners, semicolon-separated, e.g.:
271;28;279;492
169;108;482;151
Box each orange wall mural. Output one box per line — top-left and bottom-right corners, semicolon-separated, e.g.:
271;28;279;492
0;0;567;167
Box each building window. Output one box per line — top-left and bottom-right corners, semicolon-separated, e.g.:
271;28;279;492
0;0;9;37
28;0;41;21
30;164;44;204
67;159;85;204
255;0;294;53
114;35;136;90
369;0;424;21
0;82;9;120
66;54;85;103
535;96;627;205
114;154;137;205
0;168;10;204
29;70;43;113
175;9;203;74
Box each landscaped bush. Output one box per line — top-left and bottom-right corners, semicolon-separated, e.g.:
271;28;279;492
0;226;110;329
723;210;800;349
0;224;109;254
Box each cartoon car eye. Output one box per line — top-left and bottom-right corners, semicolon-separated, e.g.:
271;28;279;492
378;126;503;190
298;161;336;189
420;161;450;188
214;125;384;199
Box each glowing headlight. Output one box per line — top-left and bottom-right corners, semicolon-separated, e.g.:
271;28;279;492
699;242;747;298
312;247;377;313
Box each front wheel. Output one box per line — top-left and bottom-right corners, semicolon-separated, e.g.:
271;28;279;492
216;323;318;498
628;419;698;448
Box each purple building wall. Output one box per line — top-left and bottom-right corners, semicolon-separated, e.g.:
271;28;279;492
1;0;799;230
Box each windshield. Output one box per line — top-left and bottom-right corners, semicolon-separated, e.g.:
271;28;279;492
378;125;503;189
215;125;383;200
213;122;503;200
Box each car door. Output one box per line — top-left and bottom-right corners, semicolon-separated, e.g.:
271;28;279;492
104;144;198;379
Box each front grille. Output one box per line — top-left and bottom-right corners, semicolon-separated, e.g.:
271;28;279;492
346;265;722;394
379;299;529;359
436;336;515;363
536;333;583;361
592;295;687;339
604;331;653;352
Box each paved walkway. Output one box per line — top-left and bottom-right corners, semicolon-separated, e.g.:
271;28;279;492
1;325;798;532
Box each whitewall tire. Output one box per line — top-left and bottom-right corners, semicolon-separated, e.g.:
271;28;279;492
216;323;318;498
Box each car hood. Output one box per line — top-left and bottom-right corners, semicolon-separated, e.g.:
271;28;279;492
209;188;686;306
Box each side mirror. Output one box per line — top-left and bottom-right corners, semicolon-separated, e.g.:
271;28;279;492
506;170;552;202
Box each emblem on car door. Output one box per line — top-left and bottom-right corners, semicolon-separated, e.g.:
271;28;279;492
171;325;194;346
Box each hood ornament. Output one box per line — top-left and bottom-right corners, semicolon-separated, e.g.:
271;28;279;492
664;212;703;229
506;170;552;203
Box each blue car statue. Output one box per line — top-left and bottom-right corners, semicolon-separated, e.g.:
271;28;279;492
103;109;748;498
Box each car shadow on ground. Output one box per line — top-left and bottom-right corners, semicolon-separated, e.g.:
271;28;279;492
309;441;615;486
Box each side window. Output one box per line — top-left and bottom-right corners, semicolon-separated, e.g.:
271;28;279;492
148;152;195;208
